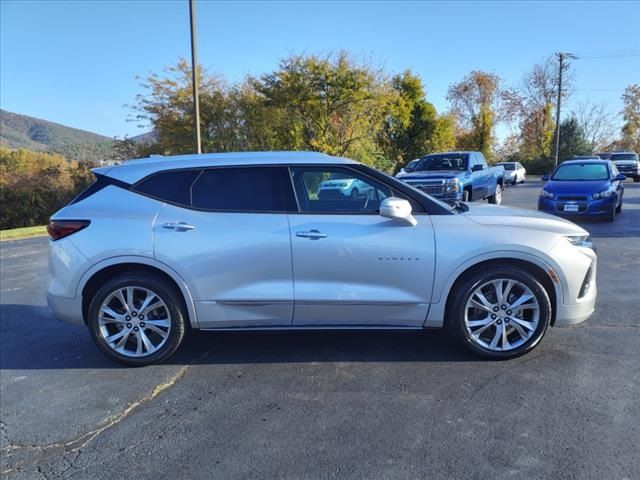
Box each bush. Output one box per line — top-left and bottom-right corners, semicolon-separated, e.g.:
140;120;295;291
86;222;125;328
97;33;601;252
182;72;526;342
0;148;94;229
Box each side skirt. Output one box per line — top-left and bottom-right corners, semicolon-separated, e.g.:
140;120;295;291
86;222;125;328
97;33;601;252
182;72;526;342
199;325;428;332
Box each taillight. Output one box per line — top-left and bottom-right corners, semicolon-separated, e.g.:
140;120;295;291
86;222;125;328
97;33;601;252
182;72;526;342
47;220;90;241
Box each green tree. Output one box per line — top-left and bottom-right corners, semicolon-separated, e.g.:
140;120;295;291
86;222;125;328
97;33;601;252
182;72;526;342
132;58;241;155
620;84;640;153
377;71;456;171
447;71;504;160
108;136;140;163
378;71;437;169
558;117;591;162
251;52;392;164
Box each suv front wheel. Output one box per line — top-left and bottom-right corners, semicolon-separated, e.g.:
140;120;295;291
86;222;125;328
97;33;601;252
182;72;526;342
87;273;187;366
448;266;551;359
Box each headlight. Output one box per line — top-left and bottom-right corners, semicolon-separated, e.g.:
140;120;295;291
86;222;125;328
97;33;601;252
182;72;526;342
445;178;459;193
540;189;554;199
565;234;595;250
592;186;614;199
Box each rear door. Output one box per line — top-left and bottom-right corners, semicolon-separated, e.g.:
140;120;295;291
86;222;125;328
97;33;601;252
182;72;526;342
286;165;436;327
149;166;294;329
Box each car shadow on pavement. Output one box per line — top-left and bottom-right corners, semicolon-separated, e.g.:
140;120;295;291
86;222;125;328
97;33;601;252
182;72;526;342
0;304;476;370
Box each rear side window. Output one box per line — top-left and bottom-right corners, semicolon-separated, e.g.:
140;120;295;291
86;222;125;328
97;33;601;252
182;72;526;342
191;167;284;212
134;170;199;206
69;174;130;205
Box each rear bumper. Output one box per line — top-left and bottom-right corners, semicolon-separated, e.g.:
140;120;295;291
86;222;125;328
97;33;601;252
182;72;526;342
47;293;84;326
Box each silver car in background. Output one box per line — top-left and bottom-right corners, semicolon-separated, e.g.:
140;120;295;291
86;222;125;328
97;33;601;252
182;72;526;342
47;152;596;366
496;161;526;185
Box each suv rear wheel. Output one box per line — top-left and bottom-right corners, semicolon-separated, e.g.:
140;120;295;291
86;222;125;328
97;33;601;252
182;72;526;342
448;266;551;359
87;273;187;366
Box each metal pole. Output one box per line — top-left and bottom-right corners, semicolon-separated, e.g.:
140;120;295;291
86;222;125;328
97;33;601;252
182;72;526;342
189;0;202;154
553;53;564;168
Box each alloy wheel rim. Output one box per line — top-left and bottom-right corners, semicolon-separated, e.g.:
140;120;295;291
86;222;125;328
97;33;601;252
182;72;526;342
98;286;171;358
495;185;502;204
464;278;540;352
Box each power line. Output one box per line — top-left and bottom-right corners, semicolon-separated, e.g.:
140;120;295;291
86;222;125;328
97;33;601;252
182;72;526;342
574;50;640;56
573;51;640;60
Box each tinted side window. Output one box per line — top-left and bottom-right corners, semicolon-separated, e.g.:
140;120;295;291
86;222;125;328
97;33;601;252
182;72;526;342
290;166;396;214
191;167;283;212
134;170;198;206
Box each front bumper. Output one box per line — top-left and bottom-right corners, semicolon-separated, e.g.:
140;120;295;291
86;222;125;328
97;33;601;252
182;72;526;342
550;241;598;326
538;196;616;217
616;166;640;178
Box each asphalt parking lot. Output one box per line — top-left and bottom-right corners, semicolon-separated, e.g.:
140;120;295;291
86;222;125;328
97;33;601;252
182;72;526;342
1;179;639;480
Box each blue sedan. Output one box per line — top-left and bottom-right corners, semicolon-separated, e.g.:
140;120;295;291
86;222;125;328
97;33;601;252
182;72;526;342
538;160;625;222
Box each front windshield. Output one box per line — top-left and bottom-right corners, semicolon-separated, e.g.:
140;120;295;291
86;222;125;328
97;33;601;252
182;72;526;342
610;153;639;162
499;163;516;170
404;159;418;171
552;163;609;181
416;154;468;172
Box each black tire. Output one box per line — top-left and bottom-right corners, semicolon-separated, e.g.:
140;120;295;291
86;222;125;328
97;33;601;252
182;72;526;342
350;188;359;199
462;189;471;202
448;266;551;360
87;273;188;366
512;178;517;186
634;177;640;183
607;204;616;222
487;184;502;205
616;194;623;213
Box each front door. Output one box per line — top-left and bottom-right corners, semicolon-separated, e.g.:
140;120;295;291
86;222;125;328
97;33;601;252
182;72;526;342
287;166;436;327
153;166;294;328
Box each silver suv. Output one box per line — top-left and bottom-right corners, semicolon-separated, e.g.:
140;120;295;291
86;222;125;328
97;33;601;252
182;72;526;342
47;152;597;366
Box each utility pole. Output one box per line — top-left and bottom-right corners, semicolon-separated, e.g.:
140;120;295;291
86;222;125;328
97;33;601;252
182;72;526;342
189;0;202;154
553;52;577;167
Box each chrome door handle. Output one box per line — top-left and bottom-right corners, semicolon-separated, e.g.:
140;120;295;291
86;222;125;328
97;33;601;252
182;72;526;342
296;229;327;239
162;222;196;232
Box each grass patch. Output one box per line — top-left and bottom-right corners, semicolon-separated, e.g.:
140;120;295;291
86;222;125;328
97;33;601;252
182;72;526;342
0;225;48;241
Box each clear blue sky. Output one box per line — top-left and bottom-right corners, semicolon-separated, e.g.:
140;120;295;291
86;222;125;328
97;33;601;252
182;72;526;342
2;0;639;139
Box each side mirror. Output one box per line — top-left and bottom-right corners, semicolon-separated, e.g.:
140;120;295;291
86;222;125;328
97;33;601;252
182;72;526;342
380;197;417;226
541;174;549;181
615;173;626;181
471;164;484;172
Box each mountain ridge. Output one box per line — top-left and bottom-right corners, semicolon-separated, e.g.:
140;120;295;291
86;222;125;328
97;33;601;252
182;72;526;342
0;109;152;162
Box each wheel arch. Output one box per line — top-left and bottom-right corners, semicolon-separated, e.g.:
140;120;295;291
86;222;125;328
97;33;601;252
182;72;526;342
78;256;199;329
425;251;564;328
443;258;557;327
